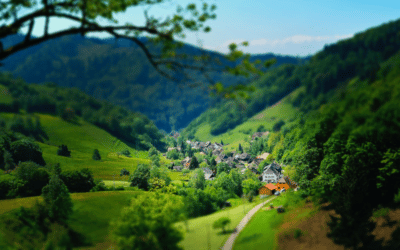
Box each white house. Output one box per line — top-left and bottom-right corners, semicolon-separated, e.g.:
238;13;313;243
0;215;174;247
261;162;282;183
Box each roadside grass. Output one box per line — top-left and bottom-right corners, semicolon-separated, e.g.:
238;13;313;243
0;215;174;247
192;90;301;152
233;191;306;250
175;197;269;250
0;84;13;105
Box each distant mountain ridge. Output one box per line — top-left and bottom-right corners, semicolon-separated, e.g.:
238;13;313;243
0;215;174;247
0;34;307;132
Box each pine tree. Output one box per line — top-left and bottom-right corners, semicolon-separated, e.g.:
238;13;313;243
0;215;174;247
92;149;101;161
41;174;73;223
3;150;14;171
238;143;243;153
189;156;199;170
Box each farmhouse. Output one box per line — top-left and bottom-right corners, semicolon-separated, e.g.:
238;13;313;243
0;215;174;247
259;183;277;195
261;162;282;183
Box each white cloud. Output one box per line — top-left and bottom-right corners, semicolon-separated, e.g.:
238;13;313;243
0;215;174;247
202;34;354;56
248;34;354;47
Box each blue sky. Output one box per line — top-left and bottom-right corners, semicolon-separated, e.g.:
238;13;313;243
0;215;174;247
21;0;400;56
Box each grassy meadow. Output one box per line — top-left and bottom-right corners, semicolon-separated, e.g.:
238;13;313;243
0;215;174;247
0;113;182;181
0;191;142;249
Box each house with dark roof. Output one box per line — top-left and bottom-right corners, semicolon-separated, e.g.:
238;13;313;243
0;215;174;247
261;162;282;183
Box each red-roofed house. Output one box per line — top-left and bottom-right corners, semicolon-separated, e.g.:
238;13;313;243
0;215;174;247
258;183;277;196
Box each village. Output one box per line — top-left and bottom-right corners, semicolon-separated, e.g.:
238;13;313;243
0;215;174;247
165;131;298;196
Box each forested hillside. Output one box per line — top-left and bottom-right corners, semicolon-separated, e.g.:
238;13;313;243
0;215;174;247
0;34;306;132
182;18;400;249
0;73;165;150
183;19;400;138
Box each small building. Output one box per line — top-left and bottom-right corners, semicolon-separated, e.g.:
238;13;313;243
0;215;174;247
259;183;277;196
275;177;290;191
256;152;270;161
202;167;215;180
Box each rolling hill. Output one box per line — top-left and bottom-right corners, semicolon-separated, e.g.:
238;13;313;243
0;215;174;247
0;34;307;132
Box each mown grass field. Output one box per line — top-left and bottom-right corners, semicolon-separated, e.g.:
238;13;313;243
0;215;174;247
191;89;301;153
233;191;307;250
175;197;269;250
0;191;142;249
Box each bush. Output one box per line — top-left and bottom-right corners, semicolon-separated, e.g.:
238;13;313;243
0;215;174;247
272;120;285;132
60;168;95;193
213;217;231;233
294;229;303;239
120;149;131;157
91;180;108;192
129;164;150;190
120;168;130;176
0;179;13;199
57;145;71;157
166;149;179;160
15;161;50;197
92;149;101;161
10;139;46;166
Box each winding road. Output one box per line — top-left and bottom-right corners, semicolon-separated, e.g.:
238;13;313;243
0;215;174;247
221;196;276;250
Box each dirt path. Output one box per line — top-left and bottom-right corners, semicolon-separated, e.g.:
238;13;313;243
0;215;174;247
221;196;276;250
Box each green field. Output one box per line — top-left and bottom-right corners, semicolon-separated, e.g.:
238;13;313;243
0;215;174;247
175;197;269;250
233;191;305;250
0;191;142;249
192;90;301;152
0;85;13;105
0;113;156;180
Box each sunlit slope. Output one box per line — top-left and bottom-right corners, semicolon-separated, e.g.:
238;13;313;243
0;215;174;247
0;191;142;250
0;112;151;180
189;89;301;151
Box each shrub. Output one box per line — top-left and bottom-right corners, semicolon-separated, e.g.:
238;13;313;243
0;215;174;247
10;139;46;166
120;168;130;176
213;217;231;234
91;180;108;192
57;144;71;157
272;120;285;132
0;179;13;199
60;168;95;193
15;161;50;197
120;149;131;157
129;164;150;190
92;149;101;161
294;229;303;239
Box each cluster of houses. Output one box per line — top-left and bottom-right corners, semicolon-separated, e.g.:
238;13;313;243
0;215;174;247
167;132;298;193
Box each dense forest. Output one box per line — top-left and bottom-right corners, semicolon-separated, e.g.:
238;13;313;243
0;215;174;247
184;19;400;137
0;34;306;132
196;19;400;249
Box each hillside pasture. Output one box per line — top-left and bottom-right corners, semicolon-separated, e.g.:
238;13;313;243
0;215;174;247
192;90;301;153
0;191;142;249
